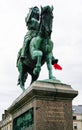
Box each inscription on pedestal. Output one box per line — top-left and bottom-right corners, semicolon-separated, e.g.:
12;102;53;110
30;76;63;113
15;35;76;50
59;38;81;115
36;100;66;130
45;106;65;122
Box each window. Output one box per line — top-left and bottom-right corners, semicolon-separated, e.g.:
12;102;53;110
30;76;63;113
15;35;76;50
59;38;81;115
73;116;76;120
73;123;77;129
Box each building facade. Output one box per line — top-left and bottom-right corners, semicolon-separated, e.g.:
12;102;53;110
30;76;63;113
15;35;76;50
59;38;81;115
0;110;12;130
73;105;82;130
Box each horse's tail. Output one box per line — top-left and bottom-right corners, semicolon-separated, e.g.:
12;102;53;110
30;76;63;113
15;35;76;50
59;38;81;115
16;48;22;67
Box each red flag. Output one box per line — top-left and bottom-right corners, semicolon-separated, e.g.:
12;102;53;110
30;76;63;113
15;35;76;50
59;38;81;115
53;63;62;70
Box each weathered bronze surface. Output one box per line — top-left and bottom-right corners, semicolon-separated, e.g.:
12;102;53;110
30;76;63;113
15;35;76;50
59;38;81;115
13;108;34;130
17;6;58;91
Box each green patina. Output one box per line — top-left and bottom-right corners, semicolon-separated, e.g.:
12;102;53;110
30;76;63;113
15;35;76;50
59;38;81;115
13;108;33;130
17;6;58;91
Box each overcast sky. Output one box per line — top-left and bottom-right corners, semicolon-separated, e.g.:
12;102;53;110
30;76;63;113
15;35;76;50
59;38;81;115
0;0;82;120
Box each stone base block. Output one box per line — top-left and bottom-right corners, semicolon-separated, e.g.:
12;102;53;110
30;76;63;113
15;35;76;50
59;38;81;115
8;80;78;130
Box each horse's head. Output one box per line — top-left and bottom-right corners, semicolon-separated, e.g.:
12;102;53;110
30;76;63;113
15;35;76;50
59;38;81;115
40;5;53;38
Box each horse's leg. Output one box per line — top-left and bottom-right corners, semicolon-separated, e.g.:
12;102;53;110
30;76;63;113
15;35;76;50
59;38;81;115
33;53;42;75
31;73;39;84
19;72;26;91
46;53;56;80
18;61;26;91
31;50;43;75
30;36;43;75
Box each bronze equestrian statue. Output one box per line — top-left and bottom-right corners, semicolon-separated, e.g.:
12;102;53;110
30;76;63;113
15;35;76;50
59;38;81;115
17;6;58;91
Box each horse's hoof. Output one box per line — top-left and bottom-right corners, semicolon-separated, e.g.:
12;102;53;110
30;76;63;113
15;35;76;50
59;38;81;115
33;68;40;75
20;86;25;92
49;76;56;80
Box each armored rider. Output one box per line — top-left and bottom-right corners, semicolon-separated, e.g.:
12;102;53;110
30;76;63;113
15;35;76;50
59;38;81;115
21;6;40;59
17;6;58;65
16;6;40;88
16;6;58;89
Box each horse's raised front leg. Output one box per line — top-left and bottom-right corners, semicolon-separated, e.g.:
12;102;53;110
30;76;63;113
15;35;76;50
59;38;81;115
32;50;43;75
46;53;56;80
30;36;43;75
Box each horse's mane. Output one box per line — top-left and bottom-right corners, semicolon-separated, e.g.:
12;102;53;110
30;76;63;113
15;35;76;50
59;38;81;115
38;6;53;38
41;5;53;15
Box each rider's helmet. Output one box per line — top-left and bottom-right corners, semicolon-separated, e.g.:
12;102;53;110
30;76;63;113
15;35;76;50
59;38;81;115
25;6;40;27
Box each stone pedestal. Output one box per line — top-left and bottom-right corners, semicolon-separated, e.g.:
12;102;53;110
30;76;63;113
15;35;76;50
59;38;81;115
8;80;78;130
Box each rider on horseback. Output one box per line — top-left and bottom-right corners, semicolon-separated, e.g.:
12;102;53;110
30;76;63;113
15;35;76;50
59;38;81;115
17;6;57;66
17;6;58;91
16;7;40;89
21;6;40;59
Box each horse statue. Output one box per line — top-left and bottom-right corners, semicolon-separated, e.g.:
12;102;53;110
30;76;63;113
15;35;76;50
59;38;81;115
17;6;57;91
